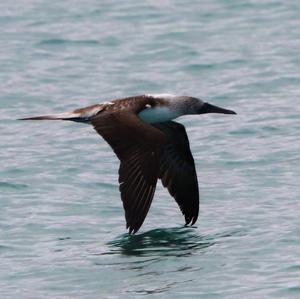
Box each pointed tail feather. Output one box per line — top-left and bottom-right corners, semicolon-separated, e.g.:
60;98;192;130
18;104;104;122
18;112;80;121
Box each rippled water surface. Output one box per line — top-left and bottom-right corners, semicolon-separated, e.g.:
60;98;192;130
1;1;300;298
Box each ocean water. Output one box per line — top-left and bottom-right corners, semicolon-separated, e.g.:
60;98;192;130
1;0;299;298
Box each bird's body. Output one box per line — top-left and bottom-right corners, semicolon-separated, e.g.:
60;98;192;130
20;94;236;234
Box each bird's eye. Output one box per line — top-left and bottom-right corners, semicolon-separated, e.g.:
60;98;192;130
147;99;157;108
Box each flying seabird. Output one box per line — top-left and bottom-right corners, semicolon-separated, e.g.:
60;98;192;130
19;94;236;234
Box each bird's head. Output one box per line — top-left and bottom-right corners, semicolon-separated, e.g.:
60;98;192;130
176;96;237;116
139;94;236;124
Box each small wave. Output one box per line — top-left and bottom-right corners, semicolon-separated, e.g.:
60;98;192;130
0;181;29;190
37;38;99;46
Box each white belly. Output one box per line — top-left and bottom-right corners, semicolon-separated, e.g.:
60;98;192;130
138;107;181;123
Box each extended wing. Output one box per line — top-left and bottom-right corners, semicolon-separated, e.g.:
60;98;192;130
153;121;199;226
91;111;166;234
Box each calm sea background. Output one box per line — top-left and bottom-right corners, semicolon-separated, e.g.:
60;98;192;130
1;1;299;298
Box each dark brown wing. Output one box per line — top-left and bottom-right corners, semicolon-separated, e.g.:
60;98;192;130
153;121;199;226
91;111;166;234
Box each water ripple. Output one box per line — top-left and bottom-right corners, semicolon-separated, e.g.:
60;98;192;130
1;0;300;298
106;227;215;257
37;38;100;46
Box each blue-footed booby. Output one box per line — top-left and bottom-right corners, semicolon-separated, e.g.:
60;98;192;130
19;94;236;234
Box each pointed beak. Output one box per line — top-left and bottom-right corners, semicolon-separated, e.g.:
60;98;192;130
199;102;237;115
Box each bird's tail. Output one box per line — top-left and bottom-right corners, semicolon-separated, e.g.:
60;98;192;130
18;104;104;123
18;112;79;121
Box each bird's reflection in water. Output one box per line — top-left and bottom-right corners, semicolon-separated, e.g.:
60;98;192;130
107;227;215;257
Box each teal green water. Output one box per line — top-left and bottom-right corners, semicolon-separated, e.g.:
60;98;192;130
1;1;300;298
